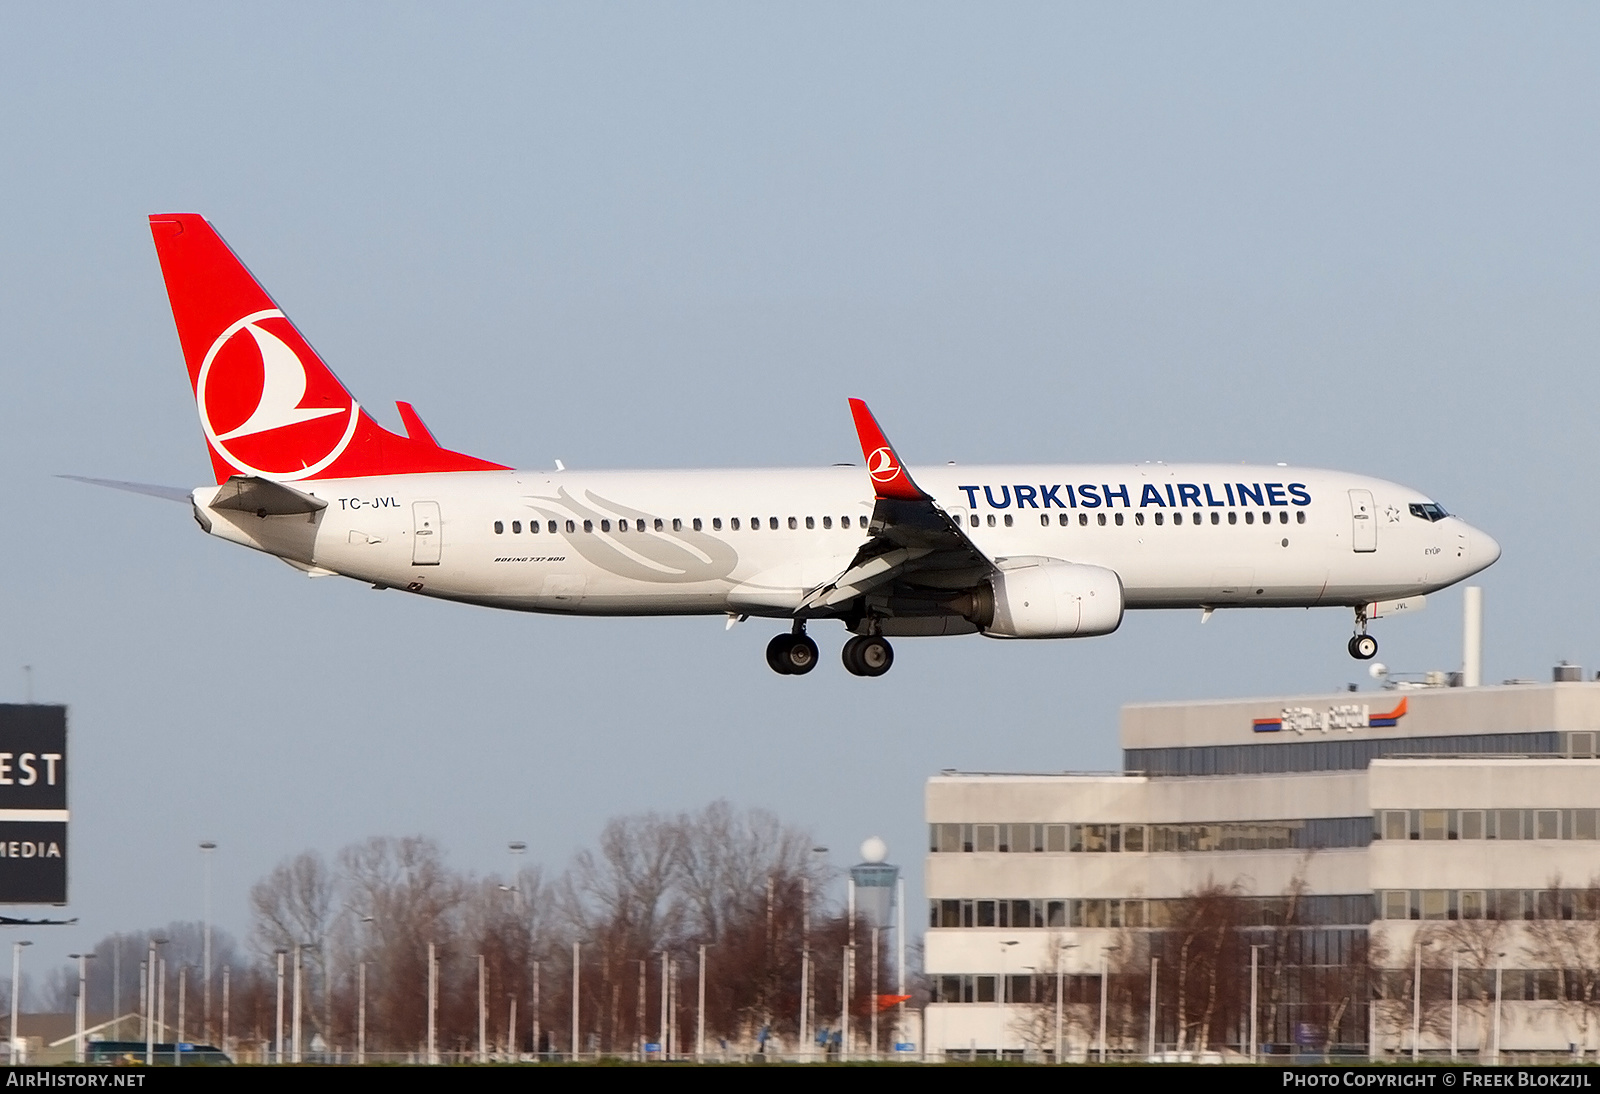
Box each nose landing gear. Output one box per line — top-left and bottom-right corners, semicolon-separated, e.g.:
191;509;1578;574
1348;607;1378;660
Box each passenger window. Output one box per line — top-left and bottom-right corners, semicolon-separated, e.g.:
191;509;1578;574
600;520;611;532
842;516;851;529
1079;513;1088;526
530;521;540;534
636;519;646;532
987;514;996;527
1096;513;1106;526
1262;512;1270;524
770;517;779;530
805;517;814;529
1228;511;1237;525
1135;512;1145;526
1279;511;1288;524
751;517;760;530
583;520;593;533
654;518;664;531
494;521;504;534
1003;514;1013;527
823;516;832;529
565;520;576;533
712;518;722;530
1296;511;1306;524
1058;514;1069;526
689;518;699;531
1245;512;1254;525
616;520;626;533
1114;513;1124;526
1211;512;1220;525
730;518;739;530
970;515;979;527
1040;514;1049;527
509;521;519;533
788;517;797;530
1154;512;1164;526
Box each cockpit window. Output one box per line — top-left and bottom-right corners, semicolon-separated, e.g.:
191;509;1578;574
1408;502;1449;522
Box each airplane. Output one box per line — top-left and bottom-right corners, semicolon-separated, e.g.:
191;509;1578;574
75;214;1501;678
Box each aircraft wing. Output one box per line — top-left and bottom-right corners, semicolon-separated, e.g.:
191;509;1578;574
800;400;995;612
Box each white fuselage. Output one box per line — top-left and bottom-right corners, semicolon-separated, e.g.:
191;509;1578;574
192;463;1499;624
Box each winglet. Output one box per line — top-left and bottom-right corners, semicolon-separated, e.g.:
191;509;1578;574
847;399;930;501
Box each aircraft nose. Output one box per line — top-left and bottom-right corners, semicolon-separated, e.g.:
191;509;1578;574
1468;525;1501;570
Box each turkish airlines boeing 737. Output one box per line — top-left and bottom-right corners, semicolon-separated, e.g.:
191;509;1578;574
79;214;1501;677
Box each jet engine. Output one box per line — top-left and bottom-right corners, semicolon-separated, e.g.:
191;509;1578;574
952;557;1124;639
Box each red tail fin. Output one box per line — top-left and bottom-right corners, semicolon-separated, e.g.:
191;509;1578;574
148;214;507;483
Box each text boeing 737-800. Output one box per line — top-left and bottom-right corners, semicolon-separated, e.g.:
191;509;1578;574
75;214;1500;677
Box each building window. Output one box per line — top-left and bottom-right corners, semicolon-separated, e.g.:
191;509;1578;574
1459;810;1484;840
1421;810;1448;840
974;825;997;853
1382;811;1408;841
1382;891;1410;920
1536;810;1561;840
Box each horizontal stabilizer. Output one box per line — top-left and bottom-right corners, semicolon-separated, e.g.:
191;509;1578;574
209;475;328;516
60;475;191;503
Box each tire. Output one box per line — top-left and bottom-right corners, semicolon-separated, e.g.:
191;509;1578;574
767;634;795;675
785;635;819;675
841;636;867;676
1352;634;1378;660
856;636;894;677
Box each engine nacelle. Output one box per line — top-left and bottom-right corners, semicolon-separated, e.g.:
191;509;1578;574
958;558;1124;639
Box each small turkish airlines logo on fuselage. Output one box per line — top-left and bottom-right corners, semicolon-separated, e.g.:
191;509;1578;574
196;310;359;480
867;446;901;484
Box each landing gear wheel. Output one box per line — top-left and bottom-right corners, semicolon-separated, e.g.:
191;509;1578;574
842;635;894;677
785;635;819;675
767;634;819;675
1349;634;1378;660
767;634;795;675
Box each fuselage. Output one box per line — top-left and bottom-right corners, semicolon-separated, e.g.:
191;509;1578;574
192;462;1500;621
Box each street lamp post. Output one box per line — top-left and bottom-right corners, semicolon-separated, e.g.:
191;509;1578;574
357;962;366;1065
273;949;286;1064
1451;951;1461;1061
147;938;167;1067
292;944;304;1064
1411;940;1423;1061
69;952;94;1063
1147;956;1159;1060
1055;942;1077;1064
199;841;216;1043
1250;942;1268;1062
1493;954;1505;1065
8;940;29;1065
1099;945;1120;1063
427;941;438;1064
997;940;1019;1058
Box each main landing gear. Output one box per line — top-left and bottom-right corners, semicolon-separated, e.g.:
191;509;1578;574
766;623;820;676
842;635;894;678
764;623;896;677
1348;607;1378;660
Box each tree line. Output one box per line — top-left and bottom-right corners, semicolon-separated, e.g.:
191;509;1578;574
40;802;898;1061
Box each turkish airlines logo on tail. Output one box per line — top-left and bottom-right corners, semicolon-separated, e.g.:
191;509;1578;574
867;446;901;484
196;310;358;480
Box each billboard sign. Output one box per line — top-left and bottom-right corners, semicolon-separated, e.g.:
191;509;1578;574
0;706;67;904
